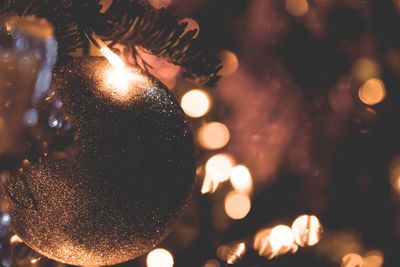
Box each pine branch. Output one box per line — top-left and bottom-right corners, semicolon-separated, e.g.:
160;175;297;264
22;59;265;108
100;0;222;86
0;0;222;86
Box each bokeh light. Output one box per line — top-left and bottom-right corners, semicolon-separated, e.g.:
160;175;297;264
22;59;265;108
217;242;246;264
291;215;323;247
29;254;41;264
147;248;174;267
342;253;364;267
230;165;253;194
352;57;381;82
254;228;272;255
389;155;400;193
218;50;239;76
269;225;296;254
181;89;211;118
285;0;309;17
201;168;221;194
254;225;297;259
148;0;171;9
203;259;220;267
224;191;251;220
363;250;384;267
358;78;386;105
198;122;230;150
10;234;22;245
206;154;235;182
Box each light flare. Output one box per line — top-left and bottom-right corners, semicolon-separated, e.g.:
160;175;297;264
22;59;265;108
104;67;144;97
97;39;125;70
94;37;148;100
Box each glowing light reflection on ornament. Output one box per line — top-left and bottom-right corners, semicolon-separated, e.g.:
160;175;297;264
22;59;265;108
147;248;174;267
97;40;149;100
104;67;144;97
224;191;251;220
99;45;125;70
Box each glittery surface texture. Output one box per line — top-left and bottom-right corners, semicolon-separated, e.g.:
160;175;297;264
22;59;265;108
6;57;196;266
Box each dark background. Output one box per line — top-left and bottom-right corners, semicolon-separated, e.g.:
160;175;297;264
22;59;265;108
146;0;400;266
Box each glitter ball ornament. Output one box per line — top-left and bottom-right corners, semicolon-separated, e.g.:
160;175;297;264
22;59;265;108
6;57;196;266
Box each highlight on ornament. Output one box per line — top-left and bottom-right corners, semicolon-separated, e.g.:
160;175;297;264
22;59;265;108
89;33;150;100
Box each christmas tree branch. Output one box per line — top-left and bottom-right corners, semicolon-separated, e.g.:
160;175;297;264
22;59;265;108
0;0;221;85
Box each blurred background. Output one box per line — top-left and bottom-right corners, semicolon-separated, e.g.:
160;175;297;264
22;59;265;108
145;0;400;266
5;0;400;266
